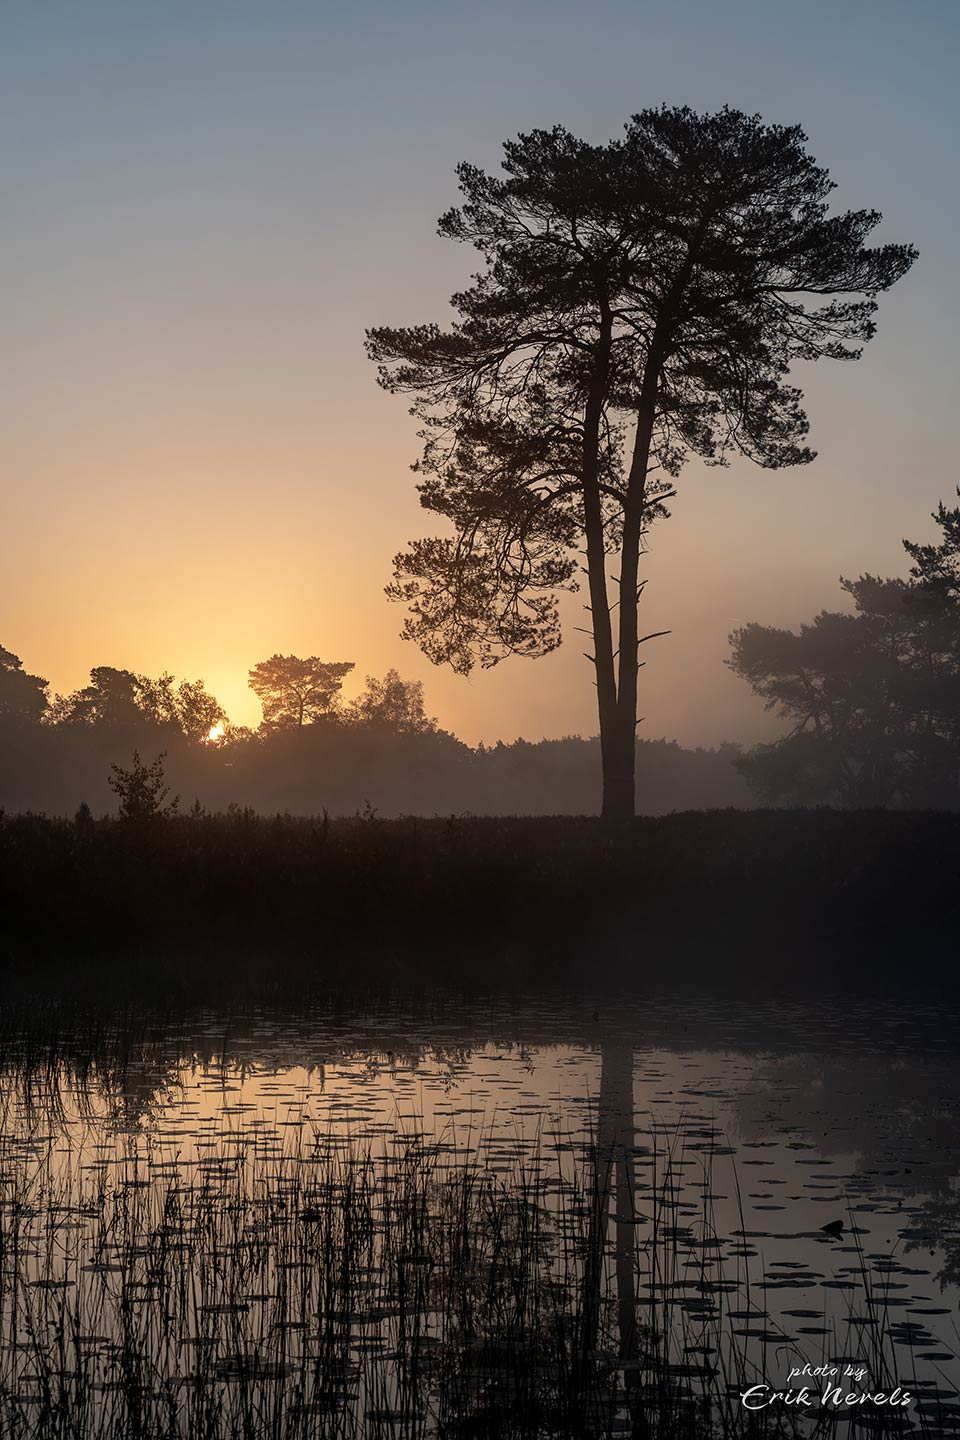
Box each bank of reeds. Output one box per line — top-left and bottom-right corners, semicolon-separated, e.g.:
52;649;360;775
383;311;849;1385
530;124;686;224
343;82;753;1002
0;1066;952;1439
2;809;959;1000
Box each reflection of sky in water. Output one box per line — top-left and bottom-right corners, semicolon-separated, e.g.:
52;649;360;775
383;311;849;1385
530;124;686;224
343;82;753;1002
2;998;958;1417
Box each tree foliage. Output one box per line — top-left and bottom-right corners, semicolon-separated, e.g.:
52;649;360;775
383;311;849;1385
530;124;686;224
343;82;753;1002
904;489;960;598
368;105;916;815
0;646;48;721
108;751;179;823
347;669;437;734
730;494;960;806
248;654;355;730
48;666;144;727
137;674;227;741
47;666;225;740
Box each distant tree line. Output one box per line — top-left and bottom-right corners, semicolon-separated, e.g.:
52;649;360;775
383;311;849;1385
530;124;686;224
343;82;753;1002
0;646;747;817
0;651;437;741
4;492;958;818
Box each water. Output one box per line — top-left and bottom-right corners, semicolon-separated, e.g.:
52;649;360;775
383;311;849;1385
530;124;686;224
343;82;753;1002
0;995;957;1436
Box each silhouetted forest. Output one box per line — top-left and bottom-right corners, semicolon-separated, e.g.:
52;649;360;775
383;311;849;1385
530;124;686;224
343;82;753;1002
0;648;750;816
4;496;958;820
730;490;960;807
0;716;751;817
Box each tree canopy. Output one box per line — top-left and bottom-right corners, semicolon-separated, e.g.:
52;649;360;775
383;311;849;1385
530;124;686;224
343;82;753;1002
248;654;355;729
730;494;960;807
0;645;48;722
368;105;916;817
347;669;437;734
48;667;150;727
47;666;225;740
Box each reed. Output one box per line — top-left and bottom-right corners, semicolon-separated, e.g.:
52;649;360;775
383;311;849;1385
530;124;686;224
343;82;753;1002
0;1045;948;1439
2;809;960;1003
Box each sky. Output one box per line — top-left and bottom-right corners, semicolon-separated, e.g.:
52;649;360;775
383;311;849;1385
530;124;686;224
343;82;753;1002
3;0;958;745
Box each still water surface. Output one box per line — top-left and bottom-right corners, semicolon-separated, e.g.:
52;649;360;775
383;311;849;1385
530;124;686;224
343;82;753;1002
0;995;957;1436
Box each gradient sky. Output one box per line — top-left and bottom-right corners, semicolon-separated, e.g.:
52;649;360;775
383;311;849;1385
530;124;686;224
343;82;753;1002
3;0;958;745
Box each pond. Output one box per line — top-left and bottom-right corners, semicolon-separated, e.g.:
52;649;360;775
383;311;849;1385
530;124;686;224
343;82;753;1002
0;994;957;1437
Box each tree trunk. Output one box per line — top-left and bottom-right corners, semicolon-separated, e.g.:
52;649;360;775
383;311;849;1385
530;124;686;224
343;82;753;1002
600;228;704;822
581;306;623;820
600;419;655;823
599;716;638;821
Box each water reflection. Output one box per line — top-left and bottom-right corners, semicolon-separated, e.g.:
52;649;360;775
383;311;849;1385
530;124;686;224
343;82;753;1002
0;997;957;1436
735;1047;960;1290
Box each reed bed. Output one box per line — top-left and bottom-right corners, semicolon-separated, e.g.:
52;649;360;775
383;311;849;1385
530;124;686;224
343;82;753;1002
0;1052;952;1440
3;809;960;999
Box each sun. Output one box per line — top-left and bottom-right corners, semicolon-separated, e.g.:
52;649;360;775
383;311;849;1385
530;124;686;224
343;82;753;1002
206;722;226;743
